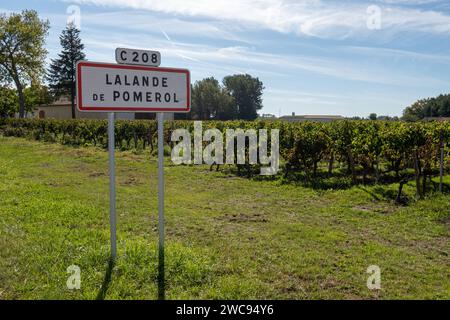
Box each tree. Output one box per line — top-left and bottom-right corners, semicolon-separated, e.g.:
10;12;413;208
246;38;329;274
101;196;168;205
0;10;49;118
402;94;450;121
223;74;264;121
0;86;17;118
369;113;377;121
191;77;236;120
215;90;236;120
24;83;52;112
47;23;86;119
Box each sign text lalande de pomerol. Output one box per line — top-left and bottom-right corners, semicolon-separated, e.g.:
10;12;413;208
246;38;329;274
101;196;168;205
77;62;190;111
105;74;179;104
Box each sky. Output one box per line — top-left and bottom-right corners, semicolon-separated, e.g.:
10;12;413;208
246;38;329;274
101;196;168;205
1;0;450;117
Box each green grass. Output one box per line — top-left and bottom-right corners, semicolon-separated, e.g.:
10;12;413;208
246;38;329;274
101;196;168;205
0;136;448;300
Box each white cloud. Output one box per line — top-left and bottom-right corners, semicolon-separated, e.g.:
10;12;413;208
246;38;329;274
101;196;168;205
342;45;450;64
79;10;251;43
75;27;450;87
63;0;450;39
376;0;442;5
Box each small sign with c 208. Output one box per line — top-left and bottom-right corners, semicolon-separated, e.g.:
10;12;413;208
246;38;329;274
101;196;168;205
115;48;161;67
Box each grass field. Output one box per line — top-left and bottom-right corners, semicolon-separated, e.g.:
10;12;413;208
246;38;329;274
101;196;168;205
0;136;448;300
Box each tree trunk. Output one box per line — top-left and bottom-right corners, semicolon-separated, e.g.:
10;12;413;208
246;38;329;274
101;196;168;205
13;76;26;118
17;85;25;118
413;150;422;198
284;163;290;179
396;178;408;204
328;152;334;175
363;166;367;185
394;159;402;180
134;132;138;149
149;133;154;152
422;169;427;194
9;62;26;119
375;158;380;184
347;145;356;184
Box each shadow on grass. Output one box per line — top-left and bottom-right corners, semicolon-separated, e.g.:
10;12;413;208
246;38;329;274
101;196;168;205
356;185;411;205
96;258;115;300
158;247;165;300
358;180;450;205
222;165;450;197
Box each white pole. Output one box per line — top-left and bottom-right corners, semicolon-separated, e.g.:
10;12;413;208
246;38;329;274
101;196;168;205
108;112;117;260
157;112;165;299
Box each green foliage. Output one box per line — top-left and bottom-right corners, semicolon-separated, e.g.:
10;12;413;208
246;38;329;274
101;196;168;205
0;84;51;117
403;94;450;120
352;121;382;179
0;86;17;117
284;122;330;177
23;83;52;112
189;77;236;120
223;74;264;121
187;74;264;121
0;10;49;118
46;23;86;119
0;119;448;190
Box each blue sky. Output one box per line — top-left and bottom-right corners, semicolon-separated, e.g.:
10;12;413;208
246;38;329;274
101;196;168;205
2;0;450;117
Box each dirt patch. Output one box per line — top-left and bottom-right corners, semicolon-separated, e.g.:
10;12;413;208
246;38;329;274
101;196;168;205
121;176;142;186
352;204;395;215
44;180;82;187
276;273;309;298
319;278;342;289
88;171;105;177
45;181;61;187
69;163;89;172
119;152;144;161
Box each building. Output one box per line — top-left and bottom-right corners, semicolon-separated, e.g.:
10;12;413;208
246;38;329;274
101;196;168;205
33;96;174;120
279;112;344;123
258;113;277;120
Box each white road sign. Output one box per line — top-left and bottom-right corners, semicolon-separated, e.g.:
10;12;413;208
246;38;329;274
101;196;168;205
76;61;190;112
115;48;161;67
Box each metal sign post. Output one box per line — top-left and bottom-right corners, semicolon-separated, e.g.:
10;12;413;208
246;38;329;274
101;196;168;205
157;112;165;299
108;112;117;260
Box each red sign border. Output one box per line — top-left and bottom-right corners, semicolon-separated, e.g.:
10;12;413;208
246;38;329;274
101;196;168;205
76;61;191;113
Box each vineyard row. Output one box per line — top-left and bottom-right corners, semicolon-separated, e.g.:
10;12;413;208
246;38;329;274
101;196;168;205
1;118;449;199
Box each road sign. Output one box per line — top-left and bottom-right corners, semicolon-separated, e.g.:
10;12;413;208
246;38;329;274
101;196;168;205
76;61;190;113
115;48;161;67
76;53;189;299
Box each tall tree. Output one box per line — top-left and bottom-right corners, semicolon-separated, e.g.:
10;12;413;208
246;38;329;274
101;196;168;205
47;23;86;119
223;74;264;121
0;10;49;118
191;77;236;120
